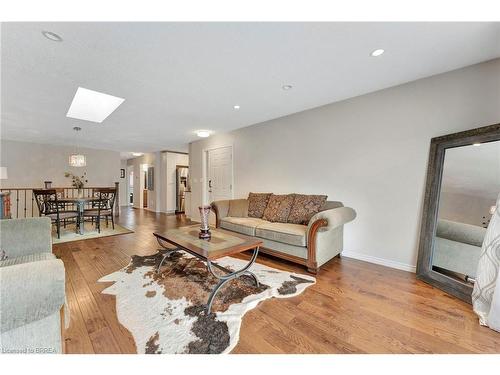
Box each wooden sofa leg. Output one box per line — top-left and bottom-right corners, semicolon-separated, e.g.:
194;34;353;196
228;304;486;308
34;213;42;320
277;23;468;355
306;260;319;274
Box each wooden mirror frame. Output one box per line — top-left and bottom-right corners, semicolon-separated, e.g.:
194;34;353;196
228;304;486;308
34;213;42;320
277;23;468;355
416;123;500;303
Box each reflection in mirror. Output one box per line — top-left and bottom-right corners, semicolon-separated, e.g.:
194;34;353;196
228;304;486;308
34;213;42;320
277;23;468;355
432;140;500;283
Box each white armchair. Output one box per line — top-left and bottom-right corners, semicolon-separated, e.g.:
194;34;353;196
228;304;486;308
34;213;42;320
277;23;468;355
0;217;67;354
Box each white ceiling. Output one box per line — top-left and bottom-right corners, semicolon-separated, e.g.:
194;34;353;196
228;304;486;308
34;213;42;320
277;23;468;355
441;140;500;200
2;22;500;154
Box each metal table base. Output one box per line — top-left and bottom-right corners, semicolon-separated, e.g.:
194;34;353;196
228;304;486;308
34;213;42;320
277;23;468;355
155;236;260;315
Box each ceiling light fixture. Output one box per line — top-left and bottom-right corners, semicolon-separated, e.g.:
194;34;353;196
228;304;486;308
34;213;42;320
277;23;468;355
196;130;211;138
42;31;63;42
66;87;125;123
69;126;86;167
472;143;481;147
282;85;293;90
371;49;385;57
132;152;143;157
233;105;240;110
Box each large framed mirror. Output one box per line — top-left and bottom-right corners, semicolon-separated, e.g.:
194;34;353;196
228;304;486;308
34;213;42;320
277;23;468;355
417;123;500;303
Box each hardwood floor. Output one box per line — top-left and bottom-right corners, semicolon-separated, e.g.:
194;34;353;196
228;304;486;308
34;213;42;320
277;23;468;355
53;207;500;354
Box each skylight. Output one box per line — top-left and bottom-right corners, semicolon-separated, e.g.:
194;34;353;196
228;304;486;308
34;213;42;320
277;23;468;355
66;87;125;123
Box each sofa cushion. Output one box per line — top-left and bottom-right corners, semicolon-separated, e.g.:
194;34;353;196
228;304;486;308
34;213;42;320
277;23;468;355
0;252;56;268
227;199;249;218
247;193;272;218
255;222;307;247
220;217;269;236
288;194;328;225
262;194;295;223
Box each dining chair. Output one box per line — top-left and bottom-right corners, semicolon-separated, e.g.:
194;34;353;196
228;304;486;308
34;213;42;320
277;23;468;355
53;188;73;227
33;189;79;239
83;188;116;233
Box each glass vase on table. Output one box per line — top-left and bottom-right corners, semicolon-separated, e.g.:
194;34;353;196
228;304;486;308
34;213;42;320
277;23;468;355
198;205;212;239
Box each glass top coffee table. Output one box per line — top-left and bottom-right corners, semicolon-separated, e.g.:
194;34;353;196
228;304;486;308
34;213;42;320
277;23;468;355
153;225;263;314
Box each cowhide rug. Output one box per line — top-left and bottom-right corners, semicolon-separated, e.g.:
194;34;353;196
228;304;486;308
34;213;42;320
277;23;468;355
98;249;315;354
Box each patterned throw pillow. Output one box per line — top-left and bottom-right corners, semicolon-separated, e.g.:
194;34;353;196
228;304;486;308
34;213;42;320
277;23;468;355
287;194;328;225
247;193;272;218
262;194;296;223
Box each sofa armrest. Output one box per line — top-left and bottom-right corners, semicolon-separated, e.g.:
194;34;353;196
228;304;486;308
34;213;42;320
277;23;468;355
0;259;65;333
307;206;357;234
0;217;52;258
211;200;231;228
305;207;356;273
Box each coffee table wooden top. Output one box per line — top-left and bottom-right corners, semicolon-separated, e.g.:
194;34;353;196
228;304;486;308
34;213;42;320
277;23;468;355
153;225;262;260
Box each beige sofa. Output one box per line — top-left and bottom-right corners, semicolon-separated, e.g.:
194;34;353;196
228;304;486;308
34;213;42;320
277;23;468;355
211;199;356;273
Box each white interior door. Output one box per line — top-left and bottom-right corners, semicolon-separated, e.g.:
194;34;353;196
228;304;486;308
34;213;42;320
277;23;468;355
207;146;233;203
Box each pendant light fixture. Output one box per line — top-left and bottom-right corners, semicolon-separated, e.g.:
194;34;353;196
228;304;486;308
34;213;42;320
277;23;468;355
69;126;86;167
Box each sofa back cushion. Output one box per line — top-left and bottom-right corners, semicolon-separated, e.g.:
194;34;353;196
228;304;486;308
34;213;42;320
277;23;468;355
228;199;249;218
248;193;272;218
287;194;328;225
262;194;295;223
320;200;343;211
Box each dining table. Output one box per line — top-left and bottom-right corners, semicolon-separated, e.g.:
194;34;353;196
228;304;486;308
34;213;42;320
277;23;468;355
57;196;101;235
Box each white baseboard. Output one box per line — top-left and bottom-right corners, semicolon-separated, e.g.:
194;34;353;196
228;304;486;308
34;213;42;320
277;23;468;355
341;250;416;273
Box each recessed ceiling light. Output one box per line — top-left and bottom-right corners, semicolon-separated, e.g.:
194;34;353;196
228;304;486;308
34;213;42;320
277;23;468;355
282;85;293;90
132;152;143;156
473;143;481;147
66;87;125;123
233;105;240;110
42;31;63;42
371;49;385;57
196;130;211;138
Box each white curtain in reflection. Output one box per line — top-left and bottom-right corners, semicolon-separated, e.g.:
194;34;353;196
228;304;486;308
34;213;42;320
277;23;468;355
472;192;500;331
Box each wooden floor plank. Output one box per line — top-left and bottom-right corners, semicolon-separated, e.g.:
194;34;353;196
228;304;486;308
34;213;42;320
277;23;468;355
70;245;137;353
52;207;500;354
63;275;95;354
59;245;123;353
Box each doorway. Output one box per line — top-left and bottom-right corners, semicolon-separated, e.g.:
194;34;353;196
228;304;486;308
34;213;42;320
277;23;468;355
176;165;189;214
127;166;134;206
205;146;233;203
141;164;150;209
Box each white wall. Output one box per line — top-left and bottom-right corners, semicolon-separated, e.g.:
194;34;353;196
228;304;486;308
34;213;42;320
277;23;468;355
189;58;500;272
0;139;121;188
439;191;495;228
119;159;127;207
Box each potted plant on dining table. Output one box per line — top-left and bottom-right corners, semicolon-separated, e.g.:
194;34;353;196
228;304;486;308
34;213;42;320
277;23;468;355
64;172;88;197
